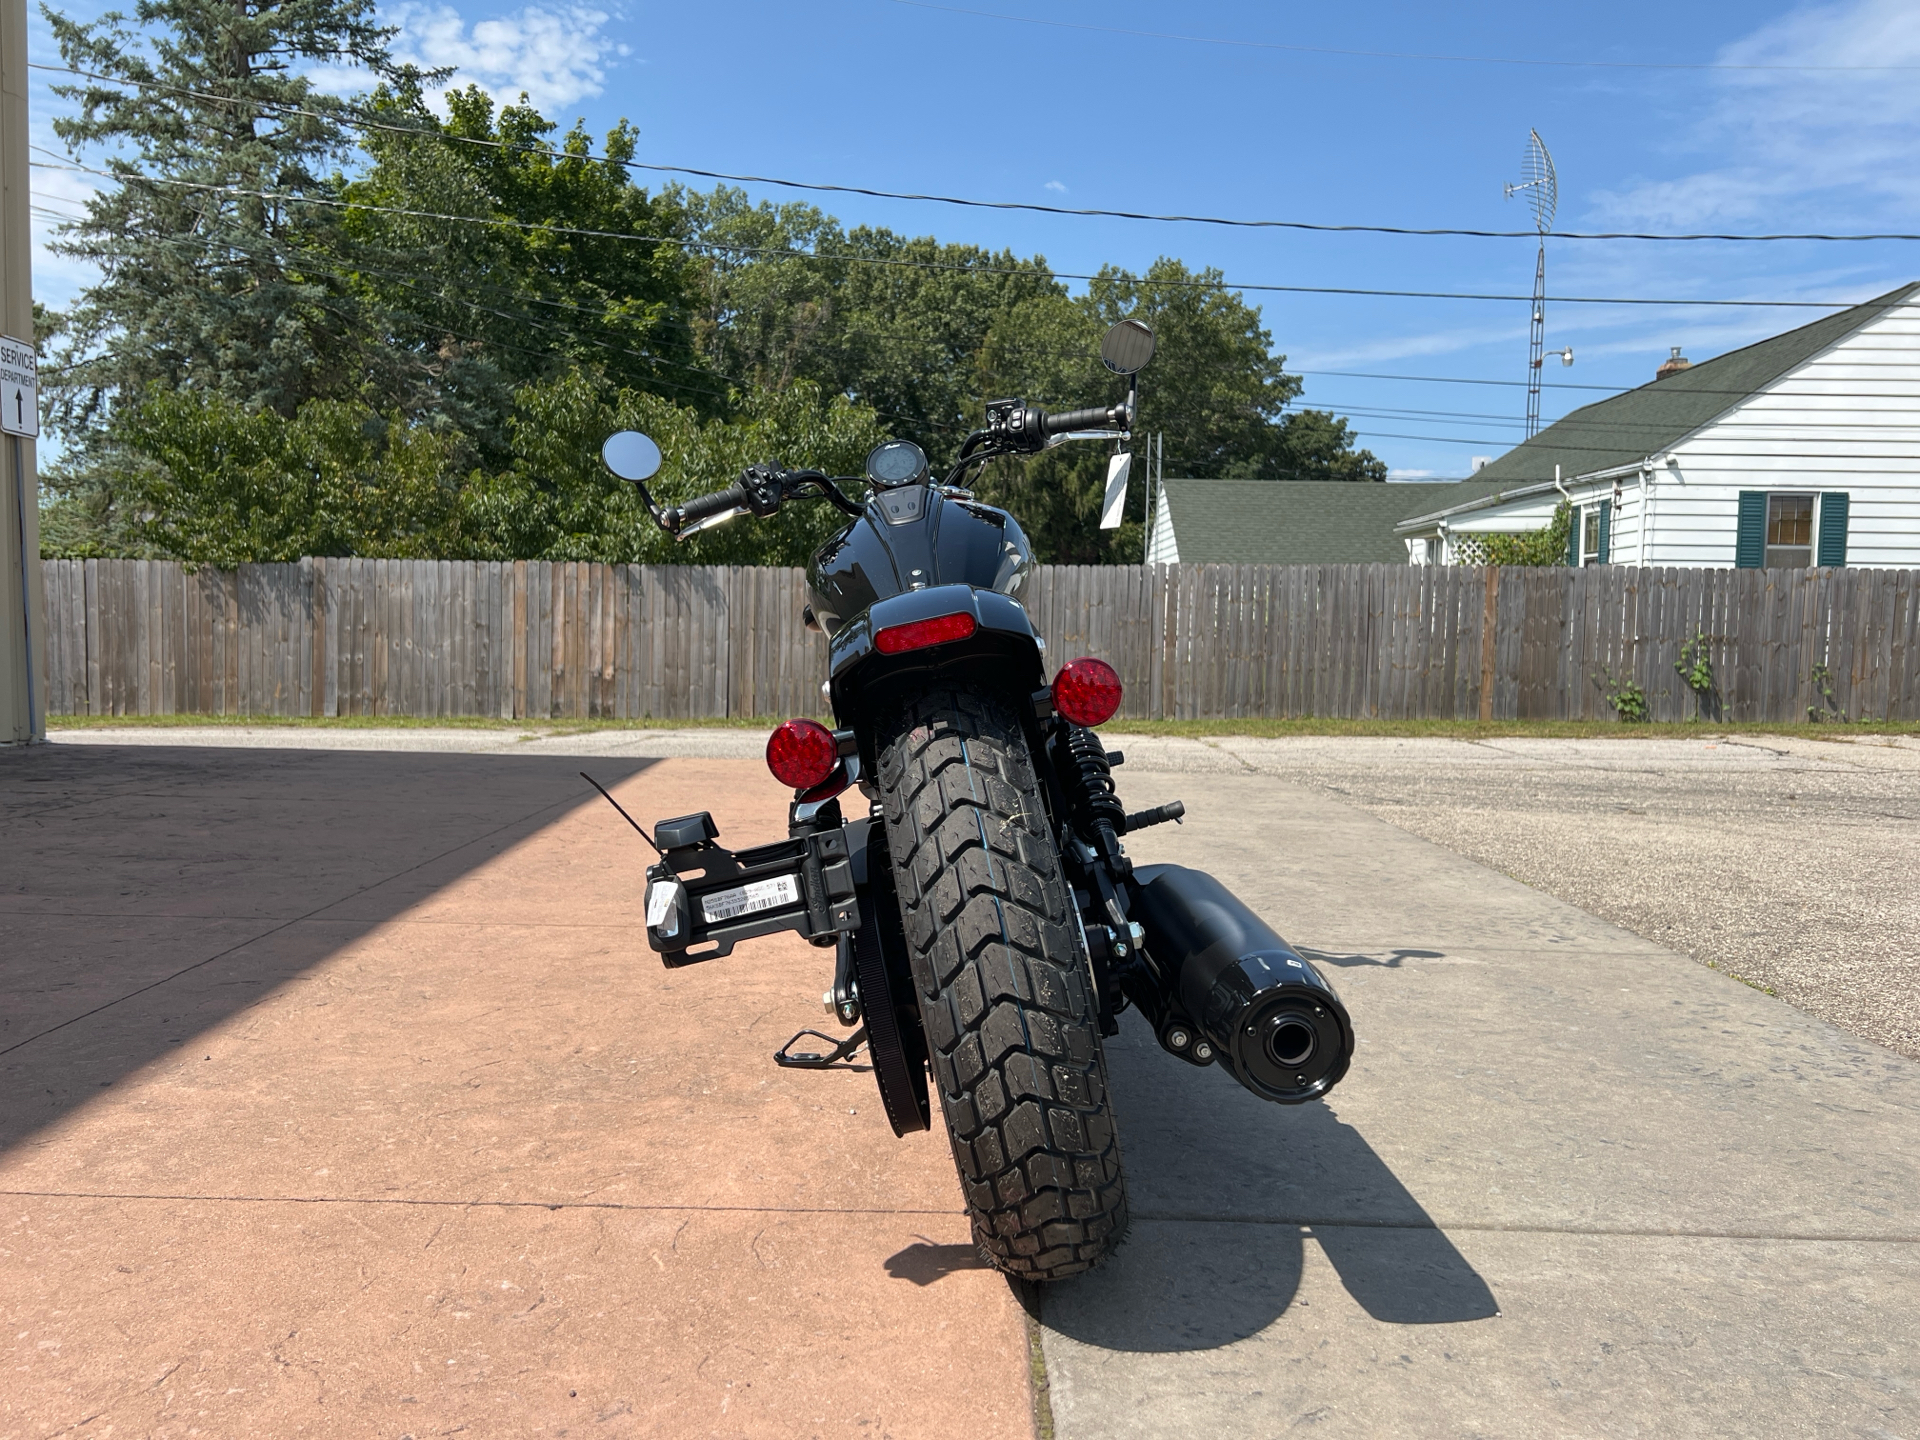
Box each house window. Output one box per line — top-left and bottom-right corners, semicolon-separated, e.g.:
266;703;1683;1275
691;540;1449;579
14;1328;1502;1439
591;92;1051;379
1577;499;1610;566
1766;493;1814;569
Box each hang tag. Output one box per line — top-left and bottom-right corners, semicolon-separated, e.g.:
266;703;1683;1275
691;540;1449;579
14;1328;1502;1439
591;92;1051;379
645;879;685;937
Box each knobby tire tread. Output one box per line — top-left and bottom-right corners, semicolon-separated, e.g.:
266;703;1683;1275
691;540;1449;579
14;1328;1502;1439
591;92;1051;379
877;687;1127;1282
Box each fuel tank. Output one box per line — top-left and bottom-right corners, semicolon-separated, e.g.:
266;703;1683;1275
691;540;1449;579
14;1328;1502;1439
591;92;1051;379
806;489;1034;637
1129;864;1355;1104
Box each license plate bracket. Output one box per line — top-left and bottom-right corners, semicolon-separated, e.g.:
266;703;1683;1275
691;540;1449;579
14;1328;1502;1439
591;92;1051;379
643;813;863;966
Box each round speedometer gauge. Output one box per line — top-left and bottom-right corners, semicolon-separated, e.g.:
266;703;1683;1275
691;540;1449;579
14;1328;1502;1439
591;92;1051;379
865;439;929;489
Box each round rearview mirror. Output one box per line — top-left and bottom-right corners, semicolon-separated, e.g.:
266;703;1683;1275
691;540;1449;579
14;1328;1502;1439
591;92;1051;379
601;430;662;483
1100;318;1156;376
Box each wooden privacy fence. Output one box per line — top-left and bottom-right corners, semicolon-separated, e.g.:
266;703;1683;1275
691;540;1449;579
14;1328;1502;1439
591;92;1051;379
41;558;1920;723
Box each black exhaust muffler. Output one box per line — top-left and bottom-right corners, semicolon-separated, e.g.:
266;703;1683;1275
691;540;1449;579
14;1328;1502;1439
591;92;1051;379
1127;864;1354;1103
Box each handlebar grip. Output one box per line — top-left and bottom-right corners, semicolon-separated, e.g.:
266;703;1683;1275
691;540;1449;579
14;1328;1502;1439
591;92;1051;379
1043;405;1121;434
671;482;749;529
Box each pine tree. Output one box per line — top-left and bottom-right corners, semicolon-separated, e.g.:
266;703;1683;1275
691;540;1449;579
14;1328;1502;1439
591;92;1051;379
44;0;421;432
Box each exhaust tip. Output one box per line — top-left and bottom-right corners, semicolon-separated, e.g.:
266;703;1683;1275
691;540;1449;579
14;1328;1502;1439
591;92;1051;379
1231;992;1351;1104
1266;1015;1318;1069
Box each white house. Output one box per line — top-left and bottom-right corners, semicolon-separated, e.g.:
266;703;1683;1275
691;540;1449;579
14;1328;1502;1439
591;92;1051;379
1397;282;1920;568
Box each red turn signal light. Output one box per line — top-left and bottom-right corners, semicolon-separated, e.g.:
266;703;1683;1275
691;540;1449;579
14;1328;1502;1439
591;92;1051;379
1052;657;1123;727
874;610;977;655
766;718;839;789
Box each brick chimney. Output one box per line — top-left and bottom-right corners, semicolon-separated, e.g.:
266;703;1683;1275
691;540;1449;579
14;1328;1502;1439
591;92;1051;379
1656;346;1692;381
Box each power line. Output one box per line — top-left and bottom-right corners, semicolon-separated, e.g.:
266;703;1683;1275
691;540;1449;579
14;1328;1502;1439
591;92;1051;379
1296;367;1623;391
37;182;1920;439
1333;402;1920;433
890;0;1920;72
31;159;1898;312
30;60;1920;244
1294;367;1920;402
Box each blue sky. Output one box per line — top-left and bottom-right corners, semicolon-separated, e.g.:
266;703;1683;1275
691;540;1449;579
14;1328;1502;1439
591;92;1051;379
27;0;1920;478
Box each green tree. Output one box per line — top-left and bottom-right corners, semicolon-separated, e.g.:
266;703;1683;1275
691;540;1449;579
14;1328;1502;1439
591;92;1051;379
462;369;888;564
341;84;705;452
108;368;890;565
1269;409;1389;483
678;187;1059;448
40;0;424;551
969;259;1387;561
116;388;467;565
44;0;416;424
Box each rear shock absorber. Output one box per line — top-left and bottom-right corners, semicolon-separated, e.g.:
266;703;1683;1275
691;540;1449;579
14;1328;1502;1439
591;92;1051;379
1063;725;1130;875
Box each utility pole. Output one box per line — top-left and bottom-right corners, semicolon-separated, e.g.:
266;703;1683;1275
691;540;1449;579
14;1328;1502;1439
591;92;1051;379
1;0;46;742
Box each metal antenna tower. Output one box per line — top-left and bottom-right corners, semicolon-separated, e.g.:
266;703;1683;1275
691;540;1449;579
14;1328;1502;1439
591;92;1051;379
1505;130;1557;439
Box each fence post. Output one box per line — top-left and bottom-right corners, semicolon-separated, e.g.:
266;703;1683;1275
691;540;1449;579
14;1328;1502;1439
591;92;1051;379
1478;567;1499;722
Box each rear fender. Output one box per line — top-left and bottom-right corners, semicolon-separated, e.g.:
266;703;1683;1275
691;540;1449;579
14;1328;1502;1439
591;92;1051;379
827;584;1048;766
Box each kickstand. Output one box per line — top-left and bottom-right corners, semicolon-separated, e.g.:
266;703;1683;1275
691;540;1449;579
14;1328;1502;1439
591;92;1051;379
774;1025;868;1069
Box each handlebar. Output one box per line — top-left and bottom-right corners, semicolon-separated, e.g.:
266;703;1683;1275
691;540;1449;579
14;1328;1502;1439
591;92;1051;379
1044;405;1123;434
666;482;749;531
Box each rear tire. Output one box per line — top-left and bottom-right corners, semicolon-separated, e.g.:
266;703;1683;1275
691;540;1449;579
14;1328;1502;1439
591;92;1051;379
876;686;1128;1281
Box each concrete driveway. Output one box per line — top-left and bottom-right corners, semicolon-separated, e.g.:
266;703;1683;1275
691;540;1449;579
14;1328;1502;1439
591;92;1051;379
16;727;1920;1438
1041;758;1920;1439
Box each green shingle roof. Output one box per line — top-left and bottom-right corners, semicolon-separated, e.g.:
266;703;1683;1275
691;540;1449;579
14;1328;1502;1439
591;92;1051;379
1463;280;1920;490
1158;478;1510;563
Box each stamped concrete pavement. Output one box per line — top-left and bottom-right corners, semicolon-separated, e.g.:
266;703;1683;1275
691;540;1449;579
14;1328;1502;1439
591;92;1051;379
2;744;1029;1440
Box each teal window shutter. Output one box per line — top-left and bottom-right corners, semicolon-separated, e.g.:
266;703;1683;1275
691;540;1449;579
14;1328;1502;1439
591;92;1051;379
1567;506;1581;567
1597;499;1611;564
1735;491;1767;568
1817;493;1849;567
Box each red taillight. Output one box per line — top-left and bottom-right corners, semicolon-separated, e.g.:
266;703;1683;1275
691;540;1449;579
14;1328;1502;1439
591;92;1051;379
874;611;977;655
1052;657;1123;727
766;718;839;789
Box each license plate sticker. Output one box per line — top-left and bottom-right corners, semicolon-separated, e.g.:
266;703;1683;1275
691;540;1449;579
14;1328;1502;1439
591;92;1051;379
700;873;801;924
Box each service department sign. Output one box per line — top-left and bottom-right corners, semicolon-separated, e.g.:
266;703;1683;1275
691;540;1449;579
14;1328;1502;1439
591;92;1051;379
0;336;38;439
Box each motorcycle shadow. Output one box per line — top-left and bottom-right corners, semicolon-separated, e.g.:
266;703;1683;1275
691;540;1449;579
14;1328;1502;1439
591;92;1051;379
1041;1014;1497;1353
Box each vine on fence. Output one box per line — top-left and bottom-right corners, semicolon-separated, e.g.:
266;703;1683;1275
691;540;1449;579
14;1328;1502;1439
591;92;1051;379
1808;664;1851;723
1597;667;1650;722
1673;627;1720;721
1446;502;1575;568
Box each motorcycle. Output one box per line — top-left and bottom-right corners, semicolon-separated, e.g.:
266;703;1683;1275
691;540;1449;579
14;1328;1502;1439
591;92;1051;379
592;319;1353;1282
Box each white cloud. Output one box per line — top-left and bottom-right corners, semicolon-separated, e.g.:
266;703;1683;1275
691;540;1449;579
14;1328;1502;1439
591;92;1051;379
1386;469;1439;481
1290;320;1528;372
1589;0;1920;229
390;3;626;114
1044;180;1067;193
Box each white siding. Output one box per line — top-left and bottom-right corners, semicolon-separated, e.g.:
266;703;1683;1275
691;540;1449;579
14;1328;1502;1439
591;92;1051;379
1145;480;1179;563
1448;491;1562;535
1413;297;1920;567
1651;298;1920;566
